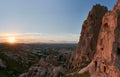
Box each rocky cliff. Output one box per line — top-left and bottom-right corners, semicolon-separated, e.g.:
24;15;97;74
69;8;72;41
71;0;120;77
89;0;120;76
68;4;108;71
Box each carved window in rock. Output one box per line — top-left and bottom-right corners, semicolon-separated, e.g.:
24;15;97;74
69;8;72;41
87;53;89;57
117;48;120;55
89;13;93;19
102;23;109;32
101;48;104;51
95;61;97;71
104;66;106;72
100;39;104;51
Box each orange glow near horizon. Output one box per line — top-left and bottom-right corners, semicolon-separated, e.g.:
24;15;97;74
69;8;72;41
0;33;78;43
8;37;16;43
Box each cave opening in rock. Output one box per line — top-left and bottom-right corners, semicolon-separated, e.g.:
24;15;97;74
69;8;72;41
117;48;120;55
103;23;109;31
104;66;106;72
101;48;104;50
95;61;97;71
87;53;89;57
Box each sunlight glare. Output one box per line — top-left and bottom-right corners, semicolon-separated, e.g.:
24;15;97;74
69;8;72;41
8;37;16;43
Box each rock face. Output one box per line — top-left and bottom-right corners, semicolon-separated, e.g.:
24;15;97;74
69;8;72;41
89;0;120;76
68;4;108;71
72;0;120;77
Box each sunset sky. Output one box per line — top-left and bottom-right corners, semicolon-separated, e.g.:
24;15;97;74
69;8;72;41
0;0;117;43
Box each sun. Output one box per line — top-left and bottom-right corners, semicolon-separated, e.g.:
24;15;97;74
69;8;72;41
8;37;16;43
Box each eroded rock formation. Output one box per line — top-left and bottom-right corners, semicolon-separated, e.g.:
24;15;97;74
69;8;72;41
72;0;120;77
19;57;66;77
89;0;120;76
68;4;108;71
